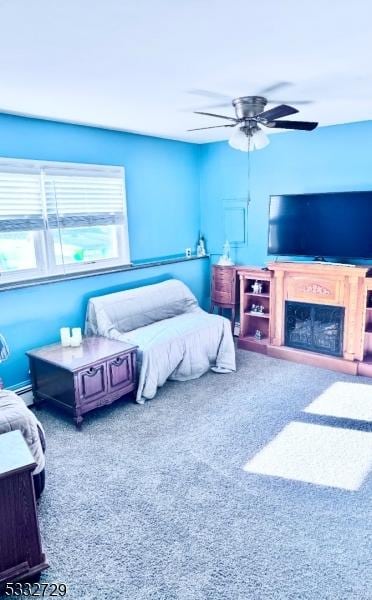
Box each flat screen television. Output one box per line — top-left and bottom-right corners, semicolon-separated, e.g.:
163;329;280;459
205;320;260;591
268;191;372;259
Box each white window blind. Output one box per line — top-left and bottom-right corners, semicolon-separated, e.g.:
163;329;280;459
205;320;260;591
0;158;130;283
44;168;126;228
0;168;44;232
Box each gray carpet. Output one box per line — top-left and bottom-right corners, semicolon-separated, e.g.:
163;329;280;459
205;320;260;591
11;352;372;599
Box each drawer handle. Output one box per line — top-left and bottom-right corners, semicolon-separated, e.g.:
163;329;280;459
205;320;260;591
86;367;97;376
113;356;125;366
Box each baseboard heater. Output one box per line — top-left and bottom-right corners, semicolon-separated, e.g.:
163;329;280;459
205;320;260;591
9;383;34;407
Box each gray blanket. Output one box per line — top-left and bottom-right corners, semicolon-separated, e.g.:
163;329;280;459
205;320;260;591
85;279;236;402
0;390;45;474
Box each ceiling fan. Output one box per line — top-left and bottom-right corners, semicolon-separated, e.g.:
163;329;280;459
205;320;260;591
188;94;318;151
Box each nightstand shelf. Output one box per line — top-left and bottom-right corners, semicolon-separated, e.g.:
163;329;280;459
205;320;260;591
244;292;270;298
358;284;372;376
237;267;274;354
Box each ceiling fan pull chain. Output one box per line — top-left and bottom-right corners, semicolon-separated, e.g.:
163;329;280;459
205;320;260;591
247;135;252;206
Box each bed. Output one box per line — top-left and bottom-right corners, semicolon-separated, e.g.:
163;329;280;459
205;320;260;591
85;279;236;403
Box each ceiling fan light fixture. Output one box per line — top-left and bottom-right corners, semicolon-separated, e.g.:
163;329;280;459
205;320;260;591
228;125;269;152
228;125;248;151
252;127;269;150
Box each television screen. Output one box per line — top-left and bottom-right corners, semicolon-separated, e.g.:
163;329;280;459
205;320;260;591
268;191;372;259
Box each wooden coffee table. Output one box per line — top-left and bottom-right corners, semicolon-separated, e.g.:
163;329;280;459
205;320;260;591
27;337;138;428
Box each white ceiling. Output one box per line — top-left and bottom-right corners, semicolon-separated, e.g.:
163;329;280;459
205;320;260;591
1;0;372;143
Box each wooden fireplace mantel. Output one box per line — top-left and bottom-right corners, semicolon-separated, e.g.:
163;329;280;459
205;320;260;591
233;261;372;375
266;262;371;372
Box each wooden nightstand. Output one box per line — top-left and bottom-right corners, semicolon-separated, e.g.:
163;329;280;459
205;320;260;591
210;265;239;332
27;337;138;428
0;430;48;589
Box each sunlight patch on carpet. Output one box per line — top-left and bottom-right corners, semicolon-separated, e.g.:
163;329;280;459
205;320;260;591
243;422;372;491
304;381;372;422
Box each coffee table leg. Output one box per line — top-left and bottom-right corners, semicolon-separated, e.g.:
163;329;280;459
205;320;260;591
74;410;83;429
33;390;45;410
29;360;43;409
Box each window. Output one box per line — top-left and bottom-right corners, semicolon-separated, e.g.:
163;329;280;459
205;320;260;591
0;159;130;284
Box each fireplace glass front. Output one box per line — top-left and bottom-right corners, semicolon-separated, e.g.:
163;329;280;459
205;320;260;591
285;301;344;357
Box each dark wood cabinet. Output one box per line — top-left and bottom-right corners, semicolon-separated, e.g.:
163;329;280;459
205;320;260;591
27;337;138;428
210;265;239;331
0;430;48;589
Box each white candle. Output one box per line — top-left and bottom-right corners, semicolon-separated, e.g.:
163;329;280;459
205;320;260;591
60;327;71;347
70;327;82;347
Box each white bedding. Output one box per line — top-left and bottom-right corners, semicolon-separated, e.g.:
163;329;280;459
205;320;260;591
0;390;45;474
85;279;236;403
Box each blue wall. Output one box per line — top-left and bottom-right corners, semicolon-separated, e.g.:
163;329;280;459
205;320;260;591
0;113;204;388
0;114;201;262
1;259;209;389
199;120;372;265
2;114;372;388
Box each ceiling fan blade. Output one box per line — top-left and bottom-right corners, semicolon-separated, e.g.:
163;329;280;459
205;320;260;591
187;89;231;101
179;102;232;113
194;111;237;122
194;102;232;109
267;99;313;105
257;104;299;121
259;82;292;94
187;124;236;131
267;120;318;131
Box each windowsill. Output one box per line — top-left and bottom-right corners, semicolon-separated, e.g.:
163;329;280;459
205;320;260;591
0;254;209;292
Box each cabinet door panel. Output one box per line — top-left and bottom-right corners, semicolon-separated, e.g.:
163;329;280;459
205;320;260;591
78;364;107;403
107;353;133;392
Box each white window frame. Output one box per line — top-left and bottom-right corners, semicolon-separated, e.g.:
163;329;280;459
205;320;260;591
0;158;130;284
